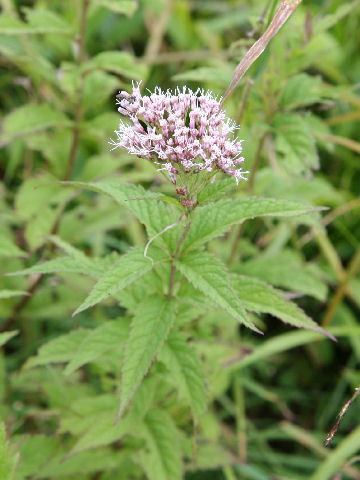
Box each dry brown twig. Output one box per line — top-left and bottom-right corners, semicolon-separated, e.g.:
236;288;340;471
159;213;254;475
220;0;302;107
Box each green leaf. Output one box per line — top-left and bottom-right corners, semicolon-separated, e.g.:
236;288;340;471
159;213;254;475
226;326;360;372
91;0;138;15
0;9;73;35
37;447;119;477
67;379;157;455
8;256;102;278
72;245;168;316
0;422;18;480
117;296;176;419
2;104;71;143
24;330;86;370
24;7;74;34
82;51;147;80
64;319;130;375
310;425;360;480
182;196;322;252
160;331;207;421
63;181;180;249
314;0;360;34
175;251;261;333
279;74;323;111
172;66;232;87
0;234;26;258
236;251;327;301
273;113;319;175
0;331;18;348
138;408;182;480
197;177;236;205
231;275;334;339
0;290;28;299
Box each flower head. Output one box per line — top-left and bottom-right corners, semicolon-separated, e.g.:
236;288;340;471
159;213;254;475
111;82;248;202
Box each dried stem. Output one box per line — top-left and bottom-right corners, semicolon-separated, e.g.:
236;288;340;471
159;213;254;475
144;0;173;61
324;386;360;447
220;0;302;107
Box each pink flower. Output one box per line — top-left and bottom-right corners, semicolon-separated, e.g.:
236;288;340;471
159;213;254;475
110;82;248;191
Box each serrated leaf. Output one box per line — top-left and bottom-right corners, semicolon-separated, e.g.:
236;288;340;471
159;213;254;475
172;66;232;87
73;245;168;316
0;290;28;299
279;74;323;111
117;296;176;419
63;181;180;249
138;408;182;480
159;331;207;421
2;104;71;143
0;9;73;35
237;251;327;301
231;275;334;339
91;0;138;15
0;234;26;258
24;8;74;34
8;256;102;278
175;251;261;333
82;51;147;80
182;196;322;253
37;447;119;477
24;330;86;370
273;113;319;175
0;422;18;480
0;331;19;348
67;379;157;455
197;177;236;205
64;319;130;375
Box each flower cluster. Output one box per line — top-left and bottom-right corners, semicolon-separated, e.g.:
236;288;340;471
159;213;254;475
111;82;248;193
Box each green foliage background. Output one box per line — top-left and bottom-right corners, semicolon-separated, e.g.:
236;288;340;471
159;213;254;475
1;0;360;479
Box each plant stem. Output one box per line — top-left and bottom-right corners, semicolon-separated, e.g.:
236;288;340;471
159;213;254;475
233;376;247;463
64;0;89;180
167;215;192;298
322;247;360;328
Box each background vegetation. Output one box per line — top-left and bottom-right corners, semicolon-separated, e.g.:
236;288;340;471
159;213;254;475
1;0;360;479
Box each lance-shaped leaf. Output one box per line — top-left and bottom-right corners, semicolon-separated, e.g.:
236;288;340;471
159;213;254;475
236;251;327;301
24;330;86;370
117;296;176;420
8;256;102;278
0;290;28;299
0;234;26;258
0;422;19;480
64;319;130;375
175;251;261;334
81;51;147;80
232;274;334;340
63;181;181;250
182;197;324;252
0;331;19;348
72;246;168;317
138;408;182;480
274;113;319;175
2;104;70;143
159;331;207;421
